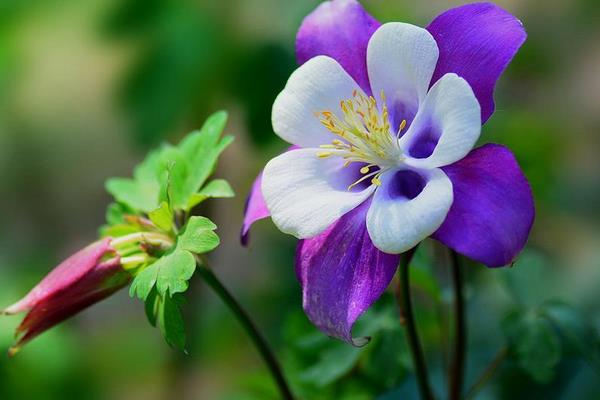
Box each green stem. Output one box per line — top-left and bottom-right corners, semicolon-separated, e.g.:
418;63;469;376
397;247;435;400
464;346;508;400
196;258;294;400
449;250;466;400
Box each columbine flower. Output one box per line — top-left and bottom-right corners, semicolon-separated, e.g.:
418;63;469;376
3;238;131;355
243;0;534;345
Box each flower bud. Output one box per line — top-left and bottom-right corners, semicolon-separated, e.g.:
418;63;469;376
2;238;131;355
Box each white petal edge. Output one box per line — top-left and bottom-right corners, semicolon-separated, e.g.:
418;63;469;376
262;148;375;239
366;168;453;254
400;73;481;169
367;22;439;120
272;56;365;148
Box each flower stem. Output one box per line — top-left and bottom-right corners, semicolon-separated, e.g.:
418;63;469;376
397;247;435;400
449;250;466;400
464;346;508;400
195;257;294;400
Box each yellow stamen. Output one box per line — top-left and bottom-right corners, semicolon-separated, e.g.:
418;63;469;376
316;89;403;190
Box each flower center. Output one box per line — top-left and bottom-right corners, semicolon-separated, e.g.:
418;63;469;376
315;90;406;190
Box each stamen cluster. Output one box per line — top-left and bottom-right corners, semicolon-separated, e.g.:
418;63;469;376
315;90;406;189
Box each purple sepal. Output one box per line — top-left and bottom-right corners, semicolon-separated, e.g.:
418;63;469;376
296;200;400;345
427;2;526;123
433;144;535;267
296;0;380;94
3;238;130;354
241;146;300;246
241;172;270;246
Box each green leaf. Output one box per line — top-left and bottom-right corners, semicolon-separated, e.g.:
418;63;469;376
144;287;159;327
130;249;196;300
179;111;228;160
129;261;159;301
105;178;158;213
149;201;173;231
105;112;232;215
177;111;233;210
199;179;234;198
158;293;187;351
156;144;190;209
155;249;197;297
187;179;235;209
177;216;219;254
141;276;187;352
503;309;562;383
105;149;163;212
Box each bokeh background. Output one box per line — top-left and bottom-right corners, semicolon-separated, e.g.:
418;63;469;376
1;0;599;399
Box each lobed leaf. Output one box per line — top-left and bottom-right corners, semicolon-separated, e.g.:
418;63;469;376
129;261;159;301
187;179;235;209
177;112;232;210
105;111;233;214
155;249;197;297
144;287;159;327
158;293;187;351
105;149;163;212
177;216;220;254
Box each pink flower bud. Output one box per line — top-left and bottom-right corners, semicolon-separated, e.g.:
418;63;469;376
3;238;131;355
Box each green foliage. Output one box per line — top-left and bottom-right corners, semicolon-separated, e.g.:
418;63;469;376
129;249;196;301
282;294;412;399
102;111;232;351
105;110;232;214
144;288;187;352
503;309;562;383
187;179;235;209
542;301;600;374
497;250;600;386
176;216;220;254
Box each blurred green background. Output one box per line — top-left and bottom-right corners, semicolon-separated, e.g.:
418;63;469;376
1;0;599;399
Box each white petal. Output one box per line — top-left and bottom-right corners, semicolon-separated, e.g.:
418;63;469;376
400;73;481;169
367;23;439;126
262;148;375;239
272;56;364;148
366;168;453;254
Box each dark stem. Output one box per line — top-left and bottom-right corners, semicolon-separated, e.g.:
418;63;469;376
397;247;435;400
195;258;294;400
464;347;508;400
449;250;466;400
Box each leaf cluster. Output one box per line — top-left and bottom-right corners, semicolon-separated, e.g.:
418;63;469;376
103;111;234;351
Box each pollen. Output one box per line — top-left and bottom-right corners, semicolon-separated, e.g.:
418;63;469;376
315;89;407;190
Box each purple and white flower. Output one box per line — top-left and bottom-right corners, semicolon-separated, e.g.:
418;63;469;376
242;0;535;344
